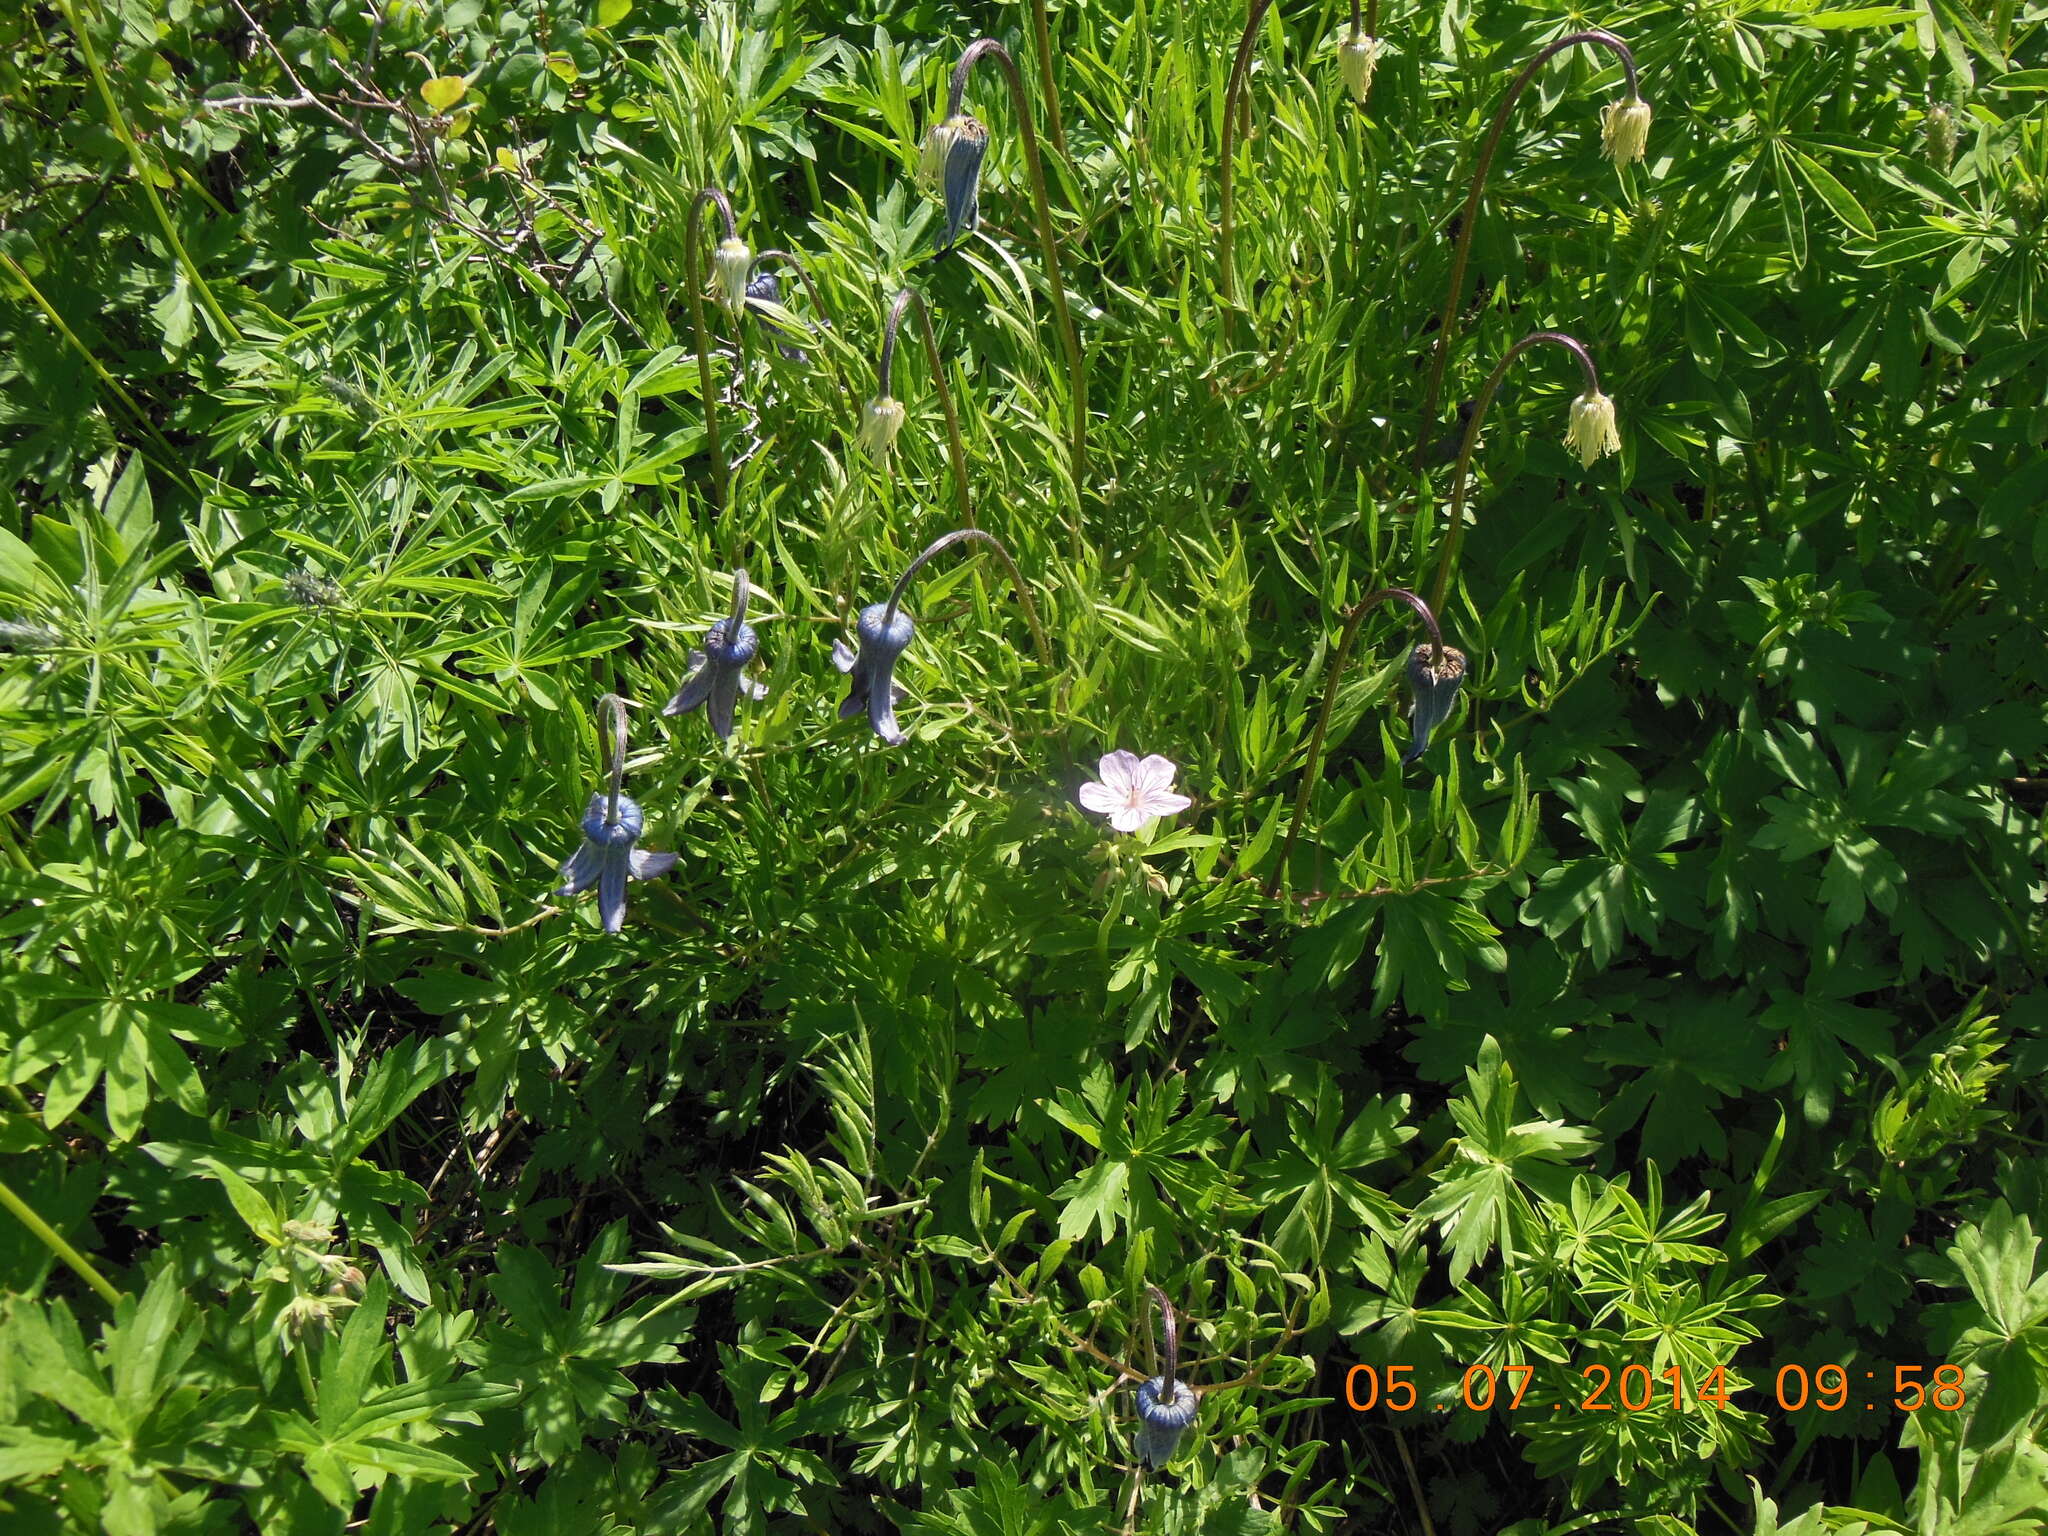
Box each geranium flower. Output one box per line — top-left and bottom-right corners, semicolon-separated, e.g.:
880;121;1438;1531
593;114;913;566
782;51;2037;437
1078;751;1193;833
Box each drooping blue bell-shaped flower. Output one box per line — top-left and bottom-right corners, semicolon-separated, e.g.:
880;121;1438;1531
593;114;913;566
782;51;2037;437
934;113;988;257
557;792;677;934
832;601;916;746
1401;642;1468;766
1135;1375;1198;1469
665;572;767;741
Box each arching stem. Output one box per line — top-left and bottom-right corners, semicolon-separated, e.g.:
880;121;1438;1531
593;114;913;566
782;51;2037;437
1217;0;1280;341
949;40;1088;524
1423;330;1600;615
882;528;1055;680
1267;587;1445;900
599;692;629;826
1147;1284;1179;1391
1414;30;1637;463
687;186;739;510
882;289;976;529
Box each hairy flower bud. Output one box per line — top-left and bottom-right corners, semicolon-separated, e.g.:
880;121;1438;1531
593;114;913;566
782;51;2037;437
1337;31;1381;105
1566;389;1621;468
858;395;907;462
713;237;753;314
1601;93;1653;167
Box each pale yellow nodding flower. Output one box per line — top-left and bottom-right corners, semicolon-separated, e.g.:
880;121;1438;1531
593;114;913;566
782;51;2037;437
919;118;961;189
858;395;907;461
1601;93;1653;167
1338;31;1382;106
713;237;753;314
1566;390;1621;468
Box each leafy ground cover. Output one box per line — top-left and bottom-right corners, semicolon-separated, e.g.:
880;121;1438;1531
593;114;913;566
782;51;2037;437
1;0;2045;1531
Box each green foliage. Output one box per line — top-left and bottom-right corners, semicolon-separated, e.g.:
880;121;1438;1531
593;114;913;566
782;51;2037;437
1;0;2044;1530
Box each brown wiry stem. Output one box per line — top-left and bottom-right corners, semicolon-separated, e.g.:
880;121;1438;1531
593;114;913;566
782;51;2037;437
947;40;1088;527
881;529;1056;681
687;187;739;509
1423;330;1600;615
1217;0;1280;341
880;288;976;529
1414;29;1638;464
1148;1285;1179;1391
1267;588;1444;900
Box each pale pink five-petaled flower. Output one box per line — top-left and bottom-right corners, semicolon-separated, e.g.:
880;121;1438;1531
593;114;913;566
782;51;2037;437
1077;750;1193;833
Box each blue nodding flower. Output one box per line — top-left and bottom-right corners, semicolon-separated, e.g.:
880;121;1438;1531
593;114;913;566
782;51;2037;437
832;601;915;747
1402;642;1468;766
935;113;988;257
557;697;676;933
745;268;807;362
664;570;767;741
1134;1286;1198;1470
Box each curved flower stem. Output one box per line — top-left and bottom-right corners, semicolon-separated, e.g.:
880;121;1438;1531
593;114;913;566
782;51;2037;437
1148;1284;1179;1391
1217;0;1280;342
1413;29;1637;463
599;692;629;826
1267;587;1444;900
882;528;1055;680
56;0;240;344
882;288;976;529
0;1173;123;1307
949;40;1088;523
1025;0;1069;160
728;568;751;631
687;187;739;510
1423;329;1600;615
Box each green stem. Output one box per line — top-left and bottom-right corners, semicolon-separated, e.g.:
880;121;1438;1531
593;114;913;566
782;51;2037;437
882;528;1056;681
751;247;858;430
952;40;1088;526
687;186;738;511
1267;587;1443;901
0;1173;123;1307
1025;0;1069;159
882;288;976;530
0;250;192;487
1422;329;1599;615
56;0;239;343
599;692;629;825
1413;29;1637;464
1218;0;1280;341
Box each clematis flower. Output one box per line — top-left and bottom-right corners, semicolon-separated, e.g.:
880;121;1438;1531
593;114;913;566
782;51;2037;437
1337;31;1381;105
557;696;676;933
832;601;916;746
745;268;806;361
1136;1375;1199;1469
930;112;988;256
713;236;753;314
1133;1285;1198;1469
1601;92;1653;166
1078;751;1194;833
1565;389;1621;468
857;395;907;461
664;570;767;741
1401;643;1468;766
